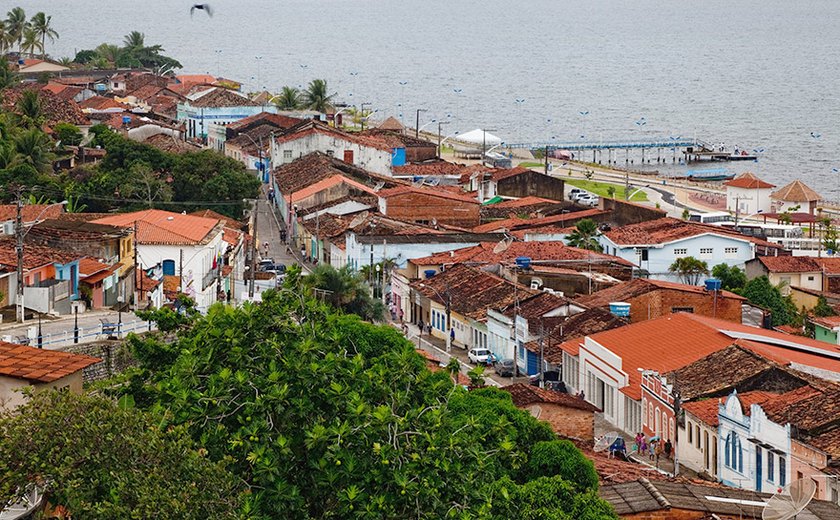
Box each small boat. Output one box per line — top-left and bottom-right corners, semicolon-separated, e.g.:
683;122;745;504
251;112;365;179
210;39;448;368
668;168;735;182
723;152;758;161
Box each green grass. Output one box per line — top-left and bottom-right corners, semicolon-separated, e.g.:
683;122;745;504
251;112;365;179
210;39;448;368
566;179;648;202
519;161;545;168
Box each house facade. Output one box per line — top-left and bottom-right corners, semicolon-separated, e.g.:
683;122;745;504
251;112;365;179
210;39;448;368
176;87;269;141
724;172;775;215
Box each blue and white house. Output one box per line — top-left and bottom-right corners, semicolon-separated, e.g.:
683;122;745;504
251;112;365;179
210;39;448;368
718;390;790;493
598;218;760;283
177;87;274;142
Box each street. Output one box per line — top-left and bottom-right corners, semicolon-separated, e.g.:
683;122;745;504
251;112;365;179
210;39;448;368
0;310;148;350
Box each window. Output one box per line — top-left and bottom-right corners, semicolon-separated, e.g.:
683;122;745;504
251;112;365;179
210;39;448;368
725;247;738;257
326;149;335;157
672;307;695;313
283;150;293;159
699;247;713;258
688;421;693;444
768;452;774;482
780;457;786;487
674;248;688;256
642;398;648;426
808;276;815;281
696;425;701;448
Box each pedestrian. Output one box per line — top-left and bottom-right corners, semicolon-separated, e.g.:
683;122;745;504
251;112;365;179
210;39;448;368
639;437;648;457
635;432;644;454
300;247;306;261
648;440;656;461
263;241;269;257
418;319;424;336
664;439;673;460
655;442;663;466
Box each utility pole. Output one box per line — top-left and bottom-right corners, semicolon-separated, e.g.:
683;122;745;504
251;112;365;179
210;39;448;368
249;199;257;299
625;171;630;201
544;146;549;175
179;249;184;294
415;108;426;139
133;220;139;308
538;319;545;388
672;374;681;477
437;121;449;159
15;192;24;323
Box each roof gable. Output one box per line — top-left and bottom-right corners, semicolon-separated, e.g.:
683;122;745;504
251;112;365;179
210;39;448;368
724;172;775;189
92;209;221;245
772;179;822;202
0;341;100;383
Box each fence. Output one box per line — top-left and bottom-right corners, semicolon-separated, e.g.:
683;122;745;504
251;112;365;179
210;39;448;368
8;319;158;350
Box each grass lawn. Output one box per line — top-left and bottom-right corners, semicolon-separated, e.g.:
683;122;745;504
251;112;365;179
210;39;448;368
519;161;545;168
566;179;648;202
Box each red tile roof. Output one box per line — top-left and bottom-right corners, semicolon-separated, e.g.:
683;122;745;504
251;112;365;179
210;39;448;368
491;196;558;208
378;185;479;204
0;238;80;270
137;269;161;292
602;217;782;249
175;74;217;85
0;204;64;223
502;383;600;411
576;278;745;308
78;96;130;111
273;120;393;151
77;257;110;277
754;255;822;273
187;87;258;108
0;341;99;383
226;111;302;132
812;316;840;330
772;180;822;202
81;264;118;284
815;258;840;274
724;172;775;189
393;161;492;177
473;208;608;233
273;151;399;196
189;209;243;231
491;166;535;182
93;209;222;245
1;84;89;127
682;391;776;427
411;240;633;268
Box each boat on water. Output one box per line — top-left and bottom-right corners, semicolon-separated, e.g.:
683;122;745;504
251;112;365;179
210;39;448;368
668;168;735;182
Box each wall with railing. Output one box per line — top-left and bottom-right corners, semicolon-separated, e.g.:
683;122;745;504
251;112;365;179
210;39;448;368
1;318;157;350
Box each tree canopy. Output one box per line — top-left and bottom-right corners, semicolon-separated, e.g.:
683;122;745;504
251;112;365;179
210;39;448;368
668;256;709;285
73;30;182;70
566;218;603;252
711;263;747;292
741;275;798;326
116;273;616;519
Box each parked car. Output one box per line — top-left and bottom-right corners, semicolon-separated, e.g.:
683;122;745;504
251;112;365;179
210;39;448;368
468;348;492;365
494;358;516;377
568;188;583;201
577;194;600;206
258;258;275;270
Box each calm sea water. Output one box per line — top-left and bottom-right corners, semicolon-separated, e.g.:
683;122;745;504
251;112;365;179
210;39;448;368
16;0;840;197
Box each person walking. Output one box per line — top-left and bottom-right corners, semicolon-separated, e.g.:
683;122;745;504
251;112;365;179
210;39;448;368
639;436;648;458
664;439;673;460
635;432;644;454
648;440;656;461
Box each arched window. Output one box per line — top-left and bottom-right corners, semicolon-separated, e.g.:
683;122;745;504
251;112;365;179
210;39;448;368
654;408;661;436
642;398;647;426
725;433;731;467
648;402;654;428
162;259;176;276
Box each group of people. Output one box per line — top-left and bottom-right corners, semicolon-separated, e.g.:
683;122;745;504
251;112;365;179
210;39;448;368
632;433;673;465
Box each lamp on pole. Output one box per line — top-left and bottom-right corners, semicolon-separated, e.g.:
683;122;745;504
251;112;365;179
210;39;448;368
437;121;450;158
15;199;68;323
359;102;372;130
415;108;427;139
239;132;267;183
419;282;451;353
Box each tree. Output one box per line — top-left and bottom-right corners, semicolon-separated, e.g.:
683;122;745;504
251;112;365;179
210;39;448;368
20;26;42;58
29;12;58;59
0;390;241;518
813;296;836;318
711;263;747;292
14;89;44;128
566;218;603;252
741;276;798;326
305;263;385;321
303;78;335;113
682;208;691;220
0;57;19;91
668;256;709;285
53;122;83;146
120;280;616;518
73;48;98;64
606;185;616;198
274;86;302;110
13;127;54;173
5;7;28;53
821;217;838;253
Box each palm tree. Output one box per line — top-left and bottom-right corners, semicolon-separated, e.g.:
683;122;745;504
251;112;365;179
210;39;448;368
305;264;384;321
13;128;54;173
565;218;603;252
21;27;43;58
303;79;335;113
0;21;9;53
95;43;122;66
5;7;27;53
274;86;301;110
668;256;709;286
122;30;146;51
0;58;19;91
15;90;44;128
29;12;58;59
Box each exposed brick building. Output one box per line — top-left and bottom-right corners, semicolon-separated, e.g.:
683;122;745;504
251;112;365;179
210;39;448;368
377;186;480;228
502;383;599;441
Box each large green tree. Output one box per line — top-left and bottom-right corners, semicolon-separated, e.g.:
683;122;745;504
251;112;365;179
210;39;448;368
741;275;798;326
304;78;335;113
274;85;302;110
711;263;747;292
123;275;615;518
668;256;709;285
5;7;28;53
0;390;241;518
306;264;385;321
566;218;603;252
29;12;57;59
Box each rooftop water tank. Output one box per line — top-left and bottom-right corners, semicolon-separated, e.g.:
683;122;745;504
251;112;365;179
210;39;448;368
515;256;531;269
704;278;722;291
609;302;631;318
424;269;436;279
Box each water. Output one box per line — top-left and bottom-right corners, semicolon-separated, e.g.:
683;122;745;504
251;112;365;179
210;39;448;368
15;0;840;197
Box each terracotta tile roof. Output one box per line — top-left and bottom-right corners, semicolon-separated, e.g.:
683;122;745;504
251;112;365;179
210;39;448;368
683;391;776;427
472;208;608;234
545;309;630;364
137;269;161;292
724;172;775;189
273;120;393;151
1;84;89;127
378;185;479;204
0;237;81;270
0;341;100;383
175;74;217;85
0;204;64;223
41;83;84;102
411;264;537;321
188;209;243;231
77;257;110;277
772;180;822;202
227;111;302;133
815;258;840;274
577;278;744;309
81;264;119;284
805;426;840;458
142;133;202;154
273;151;398;196
186;87;258;108
410;240;632;268
78;96;131;112
393;161;492;177
377;116;404;131
93;209;222;245
27;219;130;243
501;291;574;320
602;217;782;249
357;129;435;149
490;166;536;182
502;383;600;411
754;255;822;273
812;316;840;330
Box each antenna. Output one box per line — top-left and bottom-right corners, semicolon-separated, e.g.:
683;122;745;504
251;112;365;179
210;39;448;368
593;432;621;453
762;478;817;520
493;236;514;254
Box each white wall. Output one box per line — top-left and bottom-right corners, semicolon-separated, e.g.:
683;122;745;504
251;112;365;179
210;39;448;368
270;132;394;176
726;186;773;215
345;233;482;271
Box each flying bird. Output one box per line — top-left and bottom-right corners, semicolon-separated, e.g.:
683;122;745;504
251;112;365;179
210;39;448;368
832;168;839;174
190;4;213;17
579;111;589;115
453;88;462;93
811;132;821;138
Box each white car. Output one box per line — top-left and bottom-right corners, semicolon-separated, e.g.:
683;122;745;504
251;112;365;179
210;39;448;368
468;348;492;364
577;194;600;206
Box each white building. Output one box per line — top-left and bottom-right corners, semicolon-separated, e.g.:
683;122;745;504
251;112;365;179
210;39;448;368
93;210;226;312
724;172;775;216
270;120;397;177
176;87;273;142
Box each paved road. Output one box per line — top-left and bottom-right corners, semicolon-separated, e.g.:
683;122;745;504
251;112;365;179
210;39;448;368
0;310;146;349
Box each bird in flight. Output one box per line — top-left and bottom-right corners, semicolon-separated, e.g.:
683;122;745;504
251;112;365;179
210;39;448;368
579;111;589;116
191;4;213;17
811;132;821;139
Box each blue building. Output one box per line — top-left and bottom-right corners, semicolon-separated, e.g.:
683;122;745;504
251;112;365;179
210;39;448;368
176;87;275;142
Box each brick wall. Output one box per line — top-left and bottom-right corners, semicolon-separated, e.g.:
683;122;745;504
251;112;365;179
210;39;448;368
62;340;136;383
497;172;565;201
537;404;595;442
601;198;667;226
383;193;480;228
626;289;742;323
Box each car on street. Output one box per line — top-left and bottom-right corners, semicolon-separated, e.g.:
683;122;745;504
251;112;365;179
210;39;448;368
258;258;275;271
494;358;516;377
468;348;492;365
577;194;600;206
260;263;286;275
568;188;583;201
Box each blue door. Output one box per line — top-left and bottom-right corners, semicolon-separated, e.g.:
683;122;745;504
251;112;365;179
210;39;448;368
162;259;176;276
755;447;762;492
526;350;539;376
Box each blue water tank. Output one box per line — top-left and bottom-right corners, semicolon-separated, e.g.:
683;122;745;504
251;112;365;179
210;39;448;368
515;256;532;269
609;302;631;317
122;116;132;125
705;278;722;291
424;269;437;279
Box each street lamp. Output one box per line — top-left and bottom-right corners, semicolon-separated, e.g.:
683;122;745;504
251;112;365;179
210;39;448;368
419;282;451;353
239;132;269;183
415;108;427;139
418;119;437;134
437;121;450;158
360;102;372;130
15;199;68;323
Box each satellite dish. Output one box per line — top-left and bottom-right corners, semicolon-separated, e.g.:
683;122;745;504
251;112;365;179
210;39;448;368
528;405;542;419
762;478;817;520
493;236;514;254
0;485;45;520
593;432;620;453
348;211;369;229
373;181;385;191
